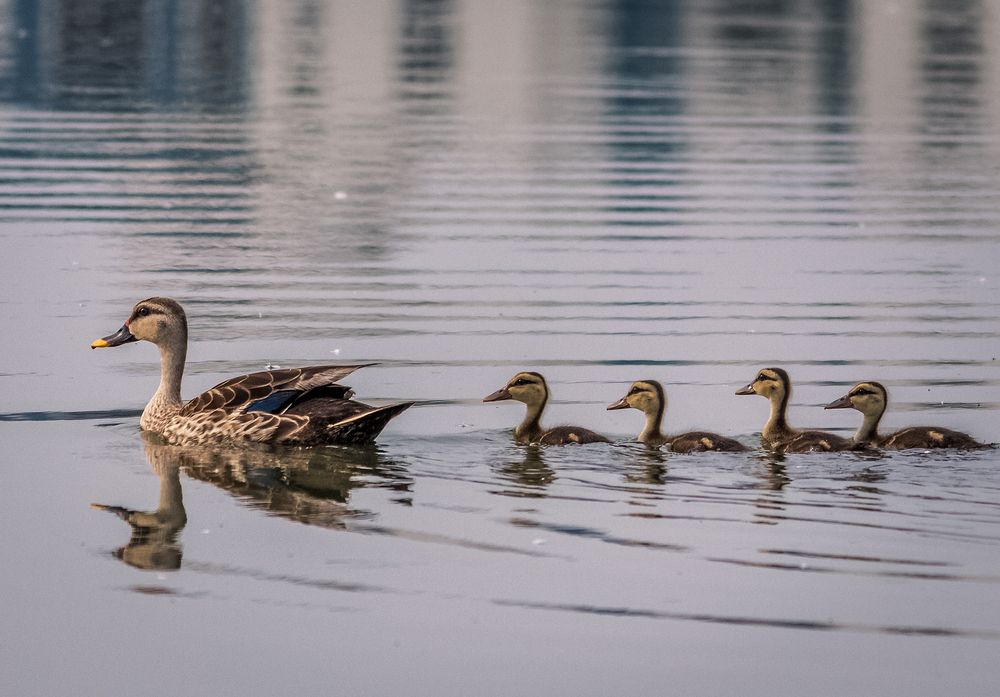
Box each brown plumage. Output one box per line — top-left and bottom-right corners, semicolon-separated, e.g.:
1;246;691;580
736;367;850;452
484;371;609;445
92;297;412;446
607;380;745;453
825;381;987;450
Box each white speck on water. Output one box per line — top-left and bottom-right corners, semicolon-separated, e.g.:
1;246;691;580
532;538;546;546
99;36;114;48
330;348;340;355
201;529;211;535
266;363;281;370
257;312;263;318
157;573;166;581
334;190;347;200
979;277;986;283
16;28;28;39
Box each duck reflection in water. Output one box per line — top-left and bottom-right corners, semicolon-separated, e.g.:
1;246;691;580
93;435;411;570
179;441;411;526
91;434;187;571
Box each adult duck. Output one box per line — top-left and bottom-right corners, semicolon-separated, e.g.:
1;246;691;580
92;297;411;446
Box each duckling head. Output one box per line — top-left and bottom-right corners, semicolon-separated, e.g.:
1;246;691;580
735;367;789;401
825;381;887;417
92;297;188;350
607;380;664;415
483;371;548;408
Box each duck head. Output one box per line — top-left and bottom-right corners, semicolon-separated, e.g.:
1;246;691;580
92;297;188;349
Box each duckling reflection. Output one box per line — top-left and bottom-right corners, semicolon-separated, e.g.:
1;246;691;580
495;445;555;490
621;445;669;485
91;434;187;571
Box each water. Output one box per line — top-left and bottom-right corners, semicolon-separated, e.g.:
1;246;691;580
1;1;999;694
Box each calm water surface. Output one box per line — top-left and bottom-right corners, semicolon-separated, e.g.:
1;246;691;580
1;1;999;695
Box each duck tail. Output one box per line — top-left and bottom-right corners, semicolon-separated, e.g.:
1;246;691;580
324;402;414;444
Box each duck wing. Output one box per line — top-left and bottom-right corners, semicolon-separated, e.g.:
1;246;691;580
669;431;746;453
883;426;986;450
179;364;372;416
538;426;610;445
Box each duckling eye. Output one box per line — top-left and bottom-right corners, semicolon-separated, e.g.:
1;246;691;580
512;378;527;386
137;307;149;317
756;374;768;382
629;387;641;395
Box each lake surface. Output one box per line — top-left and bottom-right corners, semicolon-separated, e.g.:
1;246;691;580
2;1;999;695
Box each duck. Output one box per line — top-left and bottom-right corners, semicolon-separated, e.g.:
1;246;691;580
483;371;610;445
825;381;987;450
735;367;850;452
91;297;412;446
607;380;745;453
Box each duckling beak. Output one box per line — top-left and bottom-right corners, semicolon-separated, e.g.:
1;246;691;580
483;387;512;402
607;396;629;410
735;383;755;395
824;394;853;410
91;324;137;349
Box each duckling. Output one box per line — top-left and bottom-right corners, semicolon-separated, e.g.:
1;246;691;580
825;381;987;450
91;297;412;446
735;367;850;452
607;380;745;453
483;371;610;445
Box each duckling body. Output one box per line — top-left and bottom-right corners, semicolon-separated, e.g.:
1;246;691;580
736;368;849;453
484;372;609;445
825;381;986;450
92;298;412;446
608;380;745;453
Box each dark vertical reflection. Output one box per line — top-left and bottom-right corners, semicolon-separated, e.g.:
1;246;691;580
9;0;40;102
0;0;249;111
604;0;685;157
919;0;983;135
286;0;324;100
815;0;854;121
398;0;455;115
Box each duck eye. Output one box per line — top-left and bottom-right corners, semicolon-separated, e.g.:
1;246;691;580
513;378;526;386
756;374;767;382
137;307;149;317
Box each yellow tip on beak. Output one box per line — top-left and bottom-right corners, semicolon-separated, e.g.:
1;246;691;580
91;338;109;349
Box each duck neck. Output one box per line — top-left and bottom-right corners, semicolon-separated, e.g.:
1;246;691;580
515;395;546;444
141;337;186;431
639;401;665;444
762;390;794;443
854;408;883;446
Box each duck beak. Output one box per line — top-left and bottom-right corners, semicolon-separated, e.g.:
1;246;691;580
735;383;755;395
824;394;853;410
607;396;629;410
483;387;512;402
91;324;137;349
